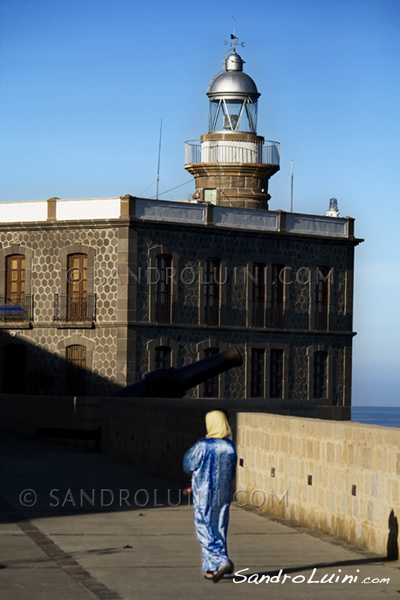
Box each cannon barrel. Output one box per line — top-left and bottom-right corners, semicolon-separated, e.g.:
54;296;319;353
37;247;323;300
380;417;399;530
113;345;243;398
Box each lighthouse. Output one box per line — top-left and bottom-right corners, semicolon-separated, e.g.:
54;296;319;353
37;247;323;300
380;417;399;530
185;36;280;210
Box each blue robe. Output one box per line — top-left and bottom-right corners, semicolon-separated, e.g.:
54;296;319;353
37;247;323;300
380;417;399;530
183;437;237;572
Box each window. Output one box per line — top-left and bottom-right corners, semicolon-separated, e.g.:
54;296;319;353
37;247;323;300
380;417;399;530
154;255;172;323
251;348;265;397
2;255;31;323
204;189;217;204
2;344;27;393
148;246;179;324
6;255;25;300
270;349;284;398
270;264;285;328
55;246;95;323
203;347;219;397
67;254;88;321
252;263;266;327
66;345;86;395
154;346;171;370
313;351;328;399
203;258;220;325
314;266;330;330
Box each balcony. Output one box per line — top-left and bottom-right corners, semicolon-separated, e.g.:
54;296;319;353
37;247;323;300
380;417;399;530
185;139;280;166
54;293;96;323
252;300;288;329
0;295;33;323
251;300;351;332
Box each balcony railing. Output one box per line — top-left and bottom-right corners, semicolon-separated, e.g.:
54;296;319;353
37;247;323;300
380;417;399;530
54;293;96;323
185;139;280;166
0;295;33;323
251;301;351;331
313;306;328;331
252;300;288;328
155;299;171;323
204;303;219;326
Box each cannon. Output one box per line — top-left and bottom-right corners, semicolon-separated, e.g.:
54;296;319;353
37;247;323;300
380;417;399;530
113;345;243;397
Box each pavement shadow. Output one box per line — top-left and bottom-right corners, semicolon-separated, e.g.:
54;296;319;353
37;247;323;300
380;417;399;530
0;430;193;526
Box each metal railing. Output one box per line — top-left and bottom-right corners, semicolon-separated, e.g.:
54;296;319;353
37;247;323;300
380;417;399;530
252;300;288;328
313;306;328;331
251;301;351;331
204;303;219;326
155;299;171;323
185;140;280;166
54;293;96;323
0;295;33;323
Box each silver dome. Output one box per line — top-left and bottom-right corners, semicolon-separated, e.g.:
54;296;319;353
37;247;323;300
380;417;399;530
207;71;259;99
207;51;260;100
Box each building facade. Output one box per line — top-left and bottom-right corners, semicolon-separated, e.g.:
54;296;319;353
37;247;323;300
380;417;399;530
0;41;362;418
0;195;361;417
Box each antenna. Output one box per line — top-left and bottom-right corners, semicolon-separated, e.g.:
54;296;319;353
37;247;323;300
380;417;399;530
156;118;163;200
290;159;294;212
224;17;245;52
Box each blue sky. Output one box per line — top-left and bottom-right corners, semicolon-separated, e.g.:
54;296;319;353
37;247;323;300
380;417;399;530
1;0;399;406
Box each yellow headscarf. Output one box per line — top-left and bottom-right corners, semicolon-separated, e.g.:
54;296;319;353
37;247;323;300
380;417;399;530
205;410;231;439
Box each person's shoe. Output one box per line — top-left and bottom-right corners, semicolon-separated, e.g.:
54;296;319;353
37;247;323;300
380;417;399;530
212;561;233;583
226;562;234;575
204;571;214;580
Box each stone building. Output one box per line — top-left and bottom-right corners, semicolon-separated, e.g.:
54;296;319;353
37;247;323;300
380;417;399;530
0;41;362;418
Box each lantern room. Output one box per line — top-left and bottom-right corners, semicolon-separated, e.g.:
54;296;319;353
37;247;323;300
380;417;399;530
207;50;260;134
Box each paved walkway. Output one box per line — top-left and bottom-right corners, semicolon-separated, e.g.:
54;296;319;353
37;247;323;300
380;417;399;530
0;430;399;600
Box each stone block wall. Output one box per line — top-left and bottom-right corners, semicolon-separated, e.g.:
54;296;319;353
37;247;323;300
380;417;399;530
0;224;122;395
128;219;355;407
235;412;400;558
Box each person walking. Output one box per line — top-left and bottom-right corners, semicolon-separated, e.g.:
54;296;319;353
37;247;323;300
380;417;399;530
183;410;237;582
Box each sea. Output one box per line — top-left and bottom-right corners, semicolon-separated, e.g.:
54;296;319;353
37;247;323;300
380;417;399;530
351;406;400;429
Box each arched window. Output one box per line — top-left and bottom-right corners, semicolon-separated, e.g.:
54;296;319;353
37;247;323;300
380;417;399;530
67;254;88;321
6;255;25;300
270;264;285;328
313;351;328;399
154;346;171;370
313;266;331;330
203;347;219;398
2;344;27;393
154;254;172;323
3;255;29;322
55;246;96;323
65;345;86;395
203;258;220;325
270;349;284;398
251;348;265;398
148;246;178;324
251;262;266;327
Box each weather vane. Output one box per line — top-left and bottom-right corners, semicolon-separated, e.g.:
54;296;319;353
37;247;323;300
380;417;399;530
224;16;245;51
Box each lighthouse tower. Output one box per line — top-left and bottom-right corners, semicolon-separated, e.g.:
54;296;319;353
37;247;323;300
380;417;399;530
185;37;280;210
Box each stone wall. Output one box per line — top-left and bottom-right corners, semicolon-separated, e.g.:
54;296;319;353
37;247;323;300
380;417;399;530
235;412;400;559
0;394;103;447
0;223;122;395
129;218;355;407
